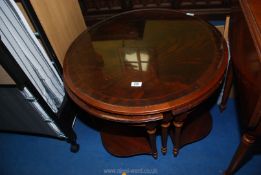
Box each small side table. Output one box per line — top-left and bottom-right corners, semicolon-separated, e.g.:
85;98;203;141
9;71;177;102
64;9;228;158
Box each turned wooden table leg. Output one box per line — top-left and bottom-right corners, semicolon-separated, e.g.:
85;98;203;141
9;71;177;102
224;133;256;175
146;127;158;159
171;112;188;157
169;126;175;146
173;120;184;157
161;121;170;155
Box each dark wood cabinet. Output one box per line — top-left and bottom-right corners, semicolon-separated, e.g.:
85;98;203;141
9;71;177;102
222;0;261;174
78;0;235;25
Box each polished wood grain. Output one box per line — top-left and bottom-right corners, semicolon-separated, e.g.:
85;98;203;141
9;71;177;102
223;0;261;174
64;9;228;158
64;9;228;119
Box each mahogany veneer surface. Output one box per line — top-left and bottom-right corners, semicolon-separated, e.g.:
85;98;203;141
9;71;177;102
64;9;228;122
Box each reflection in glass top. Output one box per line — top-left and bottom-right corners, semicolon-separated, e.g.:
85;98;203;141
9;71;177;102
123;48;150;71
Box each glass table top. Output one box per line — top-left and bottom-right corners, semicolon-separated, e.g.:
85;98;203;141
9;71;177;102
64;9;227;115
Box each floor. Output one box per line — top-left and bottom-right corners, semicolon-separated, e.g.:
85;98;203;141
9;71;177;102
0;99;260;175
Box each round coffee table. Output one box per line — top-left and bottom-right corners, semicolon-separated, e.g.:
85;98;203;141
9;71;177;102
64;9;228;158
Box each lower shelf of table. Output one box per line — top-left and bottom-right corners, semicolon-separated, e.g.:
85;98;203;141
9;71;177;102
179;111;212;148
101;124;152;157
100;111;212;157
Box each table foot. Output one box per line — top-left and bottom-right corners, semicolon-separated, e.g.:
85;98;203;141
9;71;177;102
152;152;158;159
161;147;167;155
173;148;179;157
